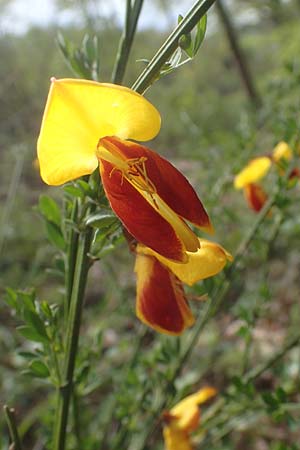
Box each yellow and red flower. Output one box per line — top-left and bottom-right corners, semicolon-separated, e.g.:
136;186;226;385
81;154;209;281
97;136;212;262
38;78;232;334
243;183;268;213
234;141;299;213
134;240;232;335
38;78;212;262
162;387;216;450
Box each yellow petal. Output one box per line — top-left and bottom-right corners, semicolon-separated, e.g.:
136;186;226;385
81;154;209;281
272;141;292;163
234;157;271;189
137;239;233;286
170;387;217;432
163;427;192;450
37;78;161;185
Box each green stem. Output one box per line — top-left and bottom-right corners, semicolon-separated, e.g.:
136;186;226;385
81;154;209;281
216;0;261;107
111;0;144;84
4;405;23;450
72;389;83;448
132;0;217;94
65;199;79;314
53;223;94;450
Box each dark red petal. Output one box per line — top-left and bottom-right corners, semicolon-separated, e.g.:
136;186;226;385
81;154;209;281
99;136;211;231
289;168;300;180
135;253;195;335
244;183;268;212
100;159;186;262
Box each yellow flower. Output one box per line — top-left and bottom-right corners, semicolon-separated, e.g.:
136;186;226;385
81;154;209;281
37;79;214;262
272;141;293;163
234;156;272;189
37;78;161;185
163;387;216;450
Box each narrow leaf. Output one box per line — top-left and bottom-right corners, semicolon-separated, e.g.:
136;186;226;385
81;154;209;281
17;325;48;344
28;360;50;378
39;195;61;226
193;14;207;55
45;222;66;251
85;211;117;228
23;310;48;341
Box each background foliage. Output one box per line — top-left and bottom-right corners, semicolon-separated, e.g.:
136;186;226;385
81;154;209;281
1;1;300;449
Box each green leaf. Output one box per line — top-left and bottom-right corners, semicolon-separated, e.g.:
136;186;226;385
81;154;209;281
56;32;70;60
168;47;182;68
177;14;183;24
45;222;66;251
28;360;50;378
85;211;117;228
18;351;39;359
17;325;48;344
276;387;287;402
38;195;61;226
18;290;36;313
83;34;98;64
63;184;84;198
77;180;93;196
236;324;251;339
262;392;278;410
193;14;207;55
76;363;90;385
52;256;65;277
179;33;193;57
4;287;18;309
23;310;48;341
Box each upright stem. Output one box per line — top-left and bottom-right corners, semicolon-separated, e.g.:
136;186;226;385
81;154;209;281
65;199;79;314
111;0;144;84
132;0;217;94
216;0;261;108
53;223;94;450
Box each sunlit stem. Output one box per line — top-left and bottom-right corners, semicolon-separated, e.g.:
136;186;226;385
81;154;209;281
132;0;217;94
111;0;144;84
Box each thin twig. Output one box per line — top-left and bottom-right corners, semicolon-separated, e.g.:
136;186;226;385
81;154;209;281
111;0;144;84
4;405;23;450
132;0;217;94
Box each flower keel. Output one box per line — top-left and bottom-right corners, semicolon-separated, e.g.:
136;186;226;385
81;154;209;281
135;252;195;335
